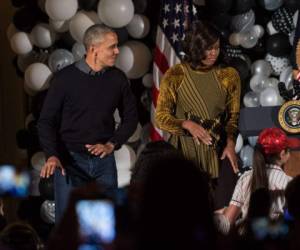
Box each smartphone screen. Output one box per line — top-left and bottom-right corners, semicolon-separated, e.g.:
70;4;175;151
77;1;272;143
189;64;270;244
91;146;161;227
0;165;30;197
76;200;116;246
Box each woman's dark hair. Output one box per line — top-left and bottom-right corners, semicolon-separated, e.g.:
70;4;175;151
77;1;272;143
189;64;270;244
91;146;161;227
182;20;220;69
251;144;282;193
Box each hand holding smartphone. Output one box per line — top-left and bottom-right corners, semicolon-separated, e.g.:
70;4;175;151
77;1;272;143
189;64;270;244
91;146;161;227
76;200;116;250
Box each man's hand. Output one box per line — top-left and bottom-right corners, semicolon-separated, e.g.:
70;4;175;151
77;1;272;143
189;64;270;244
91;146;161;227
182;120;212;146
40;156;65;178
221;139;239;173
85;142;115;158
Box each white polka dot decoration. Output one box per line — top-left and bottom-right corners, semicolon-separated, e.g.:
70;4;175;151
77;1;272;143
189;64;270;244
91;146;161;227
271;7;295;35
265;53;290;76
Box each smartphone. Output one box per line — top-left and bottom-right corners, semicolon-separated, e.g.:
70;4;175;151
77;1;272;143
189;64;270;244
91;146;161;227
0;165;30;197
76;200;116;247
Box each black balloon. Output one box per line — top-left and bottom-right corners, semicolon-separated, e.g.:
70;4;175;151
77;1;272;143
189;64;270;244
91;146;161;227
133;0;147;13
206;0;233;13
31;90;48;119
231;0;255;15
10;0;26;7
284;0;300;11
266;33;291;57
12;56;24;78
228;57;250;81
210;13;232;29
39;176;54;200
13;7;38;32
16;129;31;149
113;28;129;46
57;32;76;51
218;27;231;41
253;6;272;27
78;0;98;11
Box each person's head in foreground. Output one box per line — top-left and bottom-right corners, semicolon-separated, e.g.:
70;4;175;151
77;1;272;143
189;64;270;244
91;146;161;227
252;127;300;192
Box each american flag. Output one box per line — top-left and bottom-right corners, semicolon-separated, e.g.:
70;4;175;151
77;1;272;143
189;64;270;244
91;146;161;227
150;0;198;141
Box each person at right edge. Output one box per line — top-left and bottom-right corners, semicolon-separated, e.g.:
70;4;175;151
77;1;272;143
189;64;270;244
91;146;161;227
155;20;241;210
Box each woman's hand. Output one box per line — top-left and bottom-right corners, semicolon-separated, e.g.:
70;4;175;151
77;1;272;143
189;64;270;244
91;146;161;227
221;139;239;173
182;120;212;145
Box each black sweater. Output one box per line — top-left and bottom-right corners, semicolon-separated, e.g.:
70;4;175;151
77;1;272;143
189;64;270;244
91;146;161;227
37;63;138;159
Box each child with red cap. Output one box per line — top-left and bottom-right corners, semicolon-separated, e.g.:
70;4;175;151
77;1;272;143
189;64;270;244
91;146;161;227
216;127;300;233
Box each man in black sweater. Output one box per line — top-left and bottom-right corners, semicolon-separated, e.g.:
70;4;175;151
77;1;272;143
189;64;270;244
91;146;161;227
37;24;138;222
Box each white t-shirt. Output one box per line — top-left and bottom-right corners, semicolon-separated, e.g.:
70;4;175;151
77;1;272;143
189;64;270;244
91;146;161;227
230;164;292;220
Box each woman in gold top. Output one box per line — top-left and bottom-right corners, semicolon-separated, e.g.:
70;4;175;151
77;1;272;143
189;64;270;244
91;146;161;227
155;21;241;207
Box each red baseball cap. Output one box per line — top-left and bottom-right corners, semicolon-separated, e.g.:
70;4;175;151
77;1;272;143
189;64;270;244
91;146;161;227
258;128;300;155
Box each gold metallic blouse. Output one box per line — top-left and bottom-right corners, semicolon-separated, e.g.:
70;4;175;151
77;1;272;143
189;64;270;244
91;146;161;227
155;63;241;140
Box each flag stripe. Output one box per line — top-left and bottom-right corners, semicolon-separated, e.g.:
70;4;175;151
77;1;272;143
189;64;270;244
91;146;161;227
150;0;197;141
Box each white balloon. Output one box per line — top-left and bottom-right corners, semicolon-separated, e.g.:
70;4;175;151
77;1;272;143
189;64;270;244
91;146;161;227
69;11;102;43
251;24;264;39
115;145;136;170
142;73;153;88
115;144;136;187
126;14;150;39
289;31;295;47
98;0;134;28
45;0;78;21
266;21;279;35
259;87;283;106
229;33;242;46
31;151;46;171
25;63;52;91
240;31;258;49
6;23;18;40
118;169;131;187
251;59;273;76
116;41;152;79
264;77;279;89
261;0;283;11
128;123;142;143
30;23;56;48
248;136;258;147
235;134;244;153
49;19;70;33
250;74;268;93
72;43;86;61
293;10;299;27
239;145;254;167
10;32;33;55
243;91;260;107
231;9;255;33
48;49;75;72
280;66;293;90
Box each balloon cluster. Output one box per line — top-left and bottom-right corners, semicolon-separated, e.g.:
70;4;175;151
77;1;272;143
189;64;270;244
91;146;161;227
198;0;299;108
195;0;300;168
9;0;157;224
